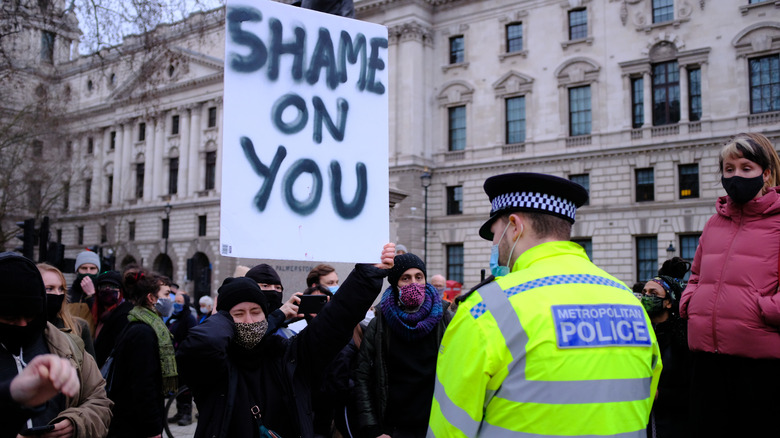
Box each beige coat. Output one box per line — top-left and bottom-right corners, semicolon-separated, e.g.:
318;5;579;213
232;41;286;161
44;322;113;437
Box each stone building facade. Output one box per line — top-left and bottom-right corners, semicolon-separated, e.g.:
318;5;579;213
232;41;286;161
4;0;779;295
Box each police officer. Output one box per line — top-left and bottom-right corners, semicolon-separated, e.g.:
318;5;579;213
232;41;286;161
428;173;662;437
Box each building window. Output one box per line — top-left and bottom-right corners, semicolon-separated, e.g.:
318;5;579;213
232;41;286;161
32;140;43;157
569;85;592;136
205;151;216;190
572;238;593;260
41;31;54;63
100;224;107;243
106;175;113;205
446;244;464;284
138;122;146;142
688;68;702;121
506;23;522;53
171;115;180;135
77;226;84;245
446;186;463;215
162;218;169;239
169;158;179;195
29;181;41;210
636;236;658;282
505;96;526;144
632;77;644;128
652;61;680;125
652;0;674;23
568;9;587;40
87;137;94;155
749;55;780;114
66;141;72;158
198;215;207;237
208;106;217;127
680;234;700;282
749;0;769;3
448;106;466;151
569;174;590;206
136;163;144;199
679;164;699;199
84;179;91;207
636;168;655;202
56;229;62;243
449;36;464;64
128;221;136;241
110;131;116;150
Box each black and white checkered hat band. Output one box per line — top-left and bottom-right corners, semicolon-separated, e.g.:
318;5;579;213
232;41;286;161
491;192;577;221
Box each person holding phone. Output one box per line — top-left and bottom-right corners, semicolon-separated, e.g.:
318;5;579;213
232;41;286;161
0;253;112;438
176;243;395;438
353;253;454;438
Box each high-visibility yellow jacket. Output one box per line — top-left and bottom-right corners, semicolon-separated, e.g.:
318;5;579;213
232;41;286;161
429;241;661;437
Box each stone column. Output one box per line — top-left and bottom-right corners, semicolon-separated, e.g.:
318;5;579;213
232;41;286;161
121;120;134;201
152;115;165;199
213;99;223;193
679;64;689;123
178;106;191;197
700;62;710;120
113;125;123;205
642;71;652;128
143;119;153;202
188;104;202;196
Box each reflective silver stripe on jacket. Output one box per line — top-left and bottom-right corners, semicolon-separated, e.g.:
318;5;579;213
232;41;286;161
430;376;482;437
478;422;648;438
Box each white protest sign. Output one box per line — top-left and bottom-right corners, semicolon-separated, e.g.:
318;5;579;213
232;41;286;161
221;0;389;263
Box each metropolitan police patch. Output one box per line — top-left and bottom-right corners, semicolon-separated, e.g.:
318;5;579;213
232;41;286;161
552;304;651;348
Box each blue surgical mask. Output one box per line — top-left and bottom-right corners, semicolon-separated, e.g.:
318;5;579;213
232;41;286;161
172;302;184;313
489;221;521;277
328;285;339;294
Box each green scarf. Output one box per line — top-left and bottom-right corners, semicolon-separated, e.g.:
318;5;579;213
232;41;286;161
128;306;178;394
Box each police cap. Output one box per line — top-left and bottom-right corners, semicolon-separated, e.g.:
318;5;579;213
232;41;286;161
478;172;588;240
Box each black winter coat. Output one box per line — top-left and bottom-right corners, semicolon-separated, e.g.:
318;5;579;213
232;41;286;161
353;301;452;437
94;301;133;368
176;263;386;438
106;321;165;438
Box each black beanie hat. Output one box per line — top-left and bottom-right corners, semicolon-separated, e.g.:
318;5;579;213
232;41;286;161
245;264;283;289
0;252;46;318
97;270;123;289
216;277;269;315
387;253;426;287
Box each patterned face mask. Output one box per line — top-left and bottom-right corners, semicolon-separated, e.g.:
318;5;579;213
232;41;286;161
234;320;268;350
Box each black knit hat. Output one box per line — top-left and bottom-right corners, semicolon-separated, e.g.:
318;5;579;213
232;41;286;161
97;270;123;289
0;252;46;318
387;253;426;287
216;277;269;315
245;264;283;290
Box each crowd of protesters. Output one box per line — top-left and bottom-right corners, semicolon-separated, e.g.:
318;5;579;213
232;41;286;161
1;132;779;438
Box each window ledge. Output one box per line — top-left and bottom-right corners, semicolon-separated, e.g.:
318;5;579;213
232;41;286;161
502;143;526;155
204;126;218;132
651;124;680;137
740;1;780;15
196;190;215;197
444;150;465;161
167;134;180;140
498;50;528;62
134;141;145;147
441;62;470;73
748;111;780;127
637;18;690;33
561;37;593;50
566;135;591;147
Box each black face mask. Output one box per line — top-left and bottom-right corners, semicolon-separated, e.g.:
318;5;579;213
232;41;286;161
641;296;667;317
721;175;765;204
46;294;65;322
261;290;283;312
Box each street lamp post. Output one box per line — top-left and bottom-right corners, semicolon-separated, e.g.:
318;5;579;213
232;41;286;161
420;171;432;266
164;203;172;256
666;241;676;259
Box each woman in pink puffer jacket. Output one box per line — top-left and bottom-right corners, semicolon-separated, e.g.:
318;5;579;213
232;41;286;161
679;132;780;438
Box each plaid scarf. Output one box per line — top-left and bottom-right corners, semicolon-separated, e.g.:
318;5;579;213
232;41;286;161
380;283;443;341
128;306;178;394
